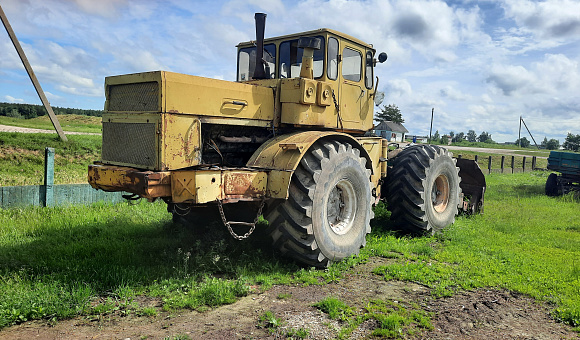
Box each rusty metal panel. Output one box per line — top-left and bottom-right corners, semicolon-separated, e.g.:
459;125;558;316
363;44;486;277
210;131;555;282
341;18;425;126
172;170;267;204
161;114;202;170
223;171;267;198
88;164;171;199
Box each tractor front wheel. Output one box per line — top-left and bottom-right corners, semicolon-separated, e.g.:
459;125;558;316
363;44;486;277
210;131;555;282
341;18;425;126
265;140;373;267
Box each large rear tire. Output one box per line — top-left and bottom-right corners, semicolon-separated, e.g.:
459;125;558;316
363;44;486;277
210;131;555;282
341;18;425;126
545;173;561;196
386;144;460;234
264;140;373;267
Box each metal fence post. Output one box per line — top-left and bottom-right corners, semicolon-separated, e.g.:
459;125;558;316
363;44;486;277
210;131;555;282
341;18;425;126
488;156;492;174
511;156;515;174
532;156;537;170
523;156;527;172
501;156;505;173
44;147;55;207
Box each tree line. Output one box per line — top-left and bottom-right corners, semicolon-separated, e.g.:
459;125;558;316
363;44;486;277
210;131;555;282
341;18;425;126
375;104;579;152
0;102;104;119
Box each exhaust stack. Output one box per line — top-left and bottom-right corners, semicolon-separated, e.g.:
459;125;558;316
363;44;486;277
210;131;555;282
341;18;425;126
252;13;268;80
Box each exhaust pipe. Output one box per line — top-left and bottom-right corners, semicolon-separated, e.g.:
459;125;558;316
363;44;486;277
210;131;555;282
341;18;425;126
253;13;267;80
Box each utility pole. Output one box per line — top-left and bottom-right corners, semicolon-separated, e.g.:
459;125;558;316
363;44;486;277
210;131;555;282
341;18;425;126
0;4;67;141
429;107;434;144
520;116;539;149
518;116;522;147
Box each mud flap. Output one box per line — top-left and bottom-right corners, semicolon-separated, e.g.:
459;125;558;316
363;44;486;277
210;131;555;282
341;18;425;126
456;158;486;214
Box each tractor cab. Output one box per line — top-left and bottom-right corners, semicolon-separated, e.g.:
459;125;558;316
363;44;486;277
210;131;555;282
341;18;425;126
236;22;385;132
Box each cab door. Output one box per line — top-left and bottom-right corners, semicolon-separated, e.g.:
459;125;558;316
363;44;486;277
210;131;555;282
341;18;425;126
359;49;375;130
338;42;368;131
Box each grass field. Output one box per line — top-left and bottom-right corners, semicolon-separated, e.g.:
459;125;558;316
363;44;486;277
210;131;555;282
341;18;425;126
0;133;101;186
0;115;102;134
0;172;579;330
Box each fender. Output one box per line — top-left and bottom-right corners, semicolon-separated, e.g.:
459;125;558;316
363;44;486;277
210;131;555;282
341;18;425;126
246;131;374;199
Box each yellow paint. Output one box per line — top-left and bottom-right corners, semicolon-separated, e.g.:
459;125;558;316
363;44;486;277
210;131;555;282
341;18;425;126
247;131;375;199
105;71;276;123
161;114;202;170
356;137;383;188
171;169;268;204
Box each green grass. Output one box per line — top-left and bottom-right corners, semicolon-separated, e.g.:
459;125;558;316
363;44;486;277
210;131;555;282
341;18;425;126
0;201;300;328
314;297;354;321
370;171;580;327
0;132;101;186
0;171;578;332
314;297;432;339
0;115;102;134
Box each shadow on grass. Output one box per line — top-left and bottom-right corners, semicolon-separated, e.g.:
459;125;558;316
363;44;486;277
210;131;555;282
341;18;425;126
0;203;296;294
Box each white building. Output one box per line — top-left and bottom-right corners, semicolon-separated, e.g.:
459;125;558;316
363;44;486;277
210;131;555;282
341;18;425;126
373;121;409;142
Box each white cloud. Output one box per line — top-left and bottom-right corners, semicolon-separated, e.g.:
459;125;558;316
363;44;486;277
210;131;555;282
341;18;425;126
73;0;128;18
4;95;24;103
501;0;580;40
440;86;472;101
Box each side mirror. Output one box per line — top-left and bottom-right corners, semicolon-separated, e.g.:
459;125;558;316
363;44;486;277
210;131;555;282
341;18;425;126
378;52;388;63
374;91;385;107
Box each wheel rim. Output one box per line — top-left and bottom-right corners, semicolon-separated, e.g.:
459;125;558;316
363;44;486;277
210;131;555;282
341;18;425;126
327;179;357;235
432;174;450;213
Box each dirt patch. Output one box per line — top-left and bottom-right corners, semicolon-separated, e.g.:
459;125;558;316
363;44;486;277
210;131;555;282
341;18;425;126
0;258;576;339
0;124;99;135
0;146;41;159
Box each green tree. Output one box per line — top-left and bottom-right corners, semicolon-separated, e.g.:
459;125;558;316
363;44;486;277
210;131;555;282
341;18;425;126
453;132;464;143
375;104;404;124
467;130;477;142
440;135;449;145
516;137;530;148
563;133;580;151
546;139;560;150
432;130;440;143
478;131;493;143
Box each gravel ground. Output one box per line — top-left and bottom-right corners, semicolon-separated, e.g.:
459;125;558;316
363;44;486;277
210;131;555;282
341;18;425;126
0;124;100;135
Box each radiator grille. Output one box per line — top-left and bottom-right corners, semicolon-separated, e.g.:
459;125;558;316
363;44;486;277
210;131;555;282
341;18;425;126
102;122;157;168
108;82;159;112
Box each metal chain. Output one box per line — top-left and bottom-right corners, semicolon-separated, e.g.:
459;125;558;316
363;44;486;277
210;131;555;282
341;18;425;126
217;197;266;240
331;89;344;130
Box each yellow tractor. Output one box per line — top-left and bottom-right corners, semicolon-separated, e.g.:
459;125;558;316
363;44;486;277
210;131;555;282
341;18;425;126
89;13;485;267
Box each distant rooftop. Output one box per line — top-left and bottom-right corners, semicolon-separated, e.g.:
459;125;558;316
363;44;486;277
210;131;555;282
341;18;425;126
374;121;408;133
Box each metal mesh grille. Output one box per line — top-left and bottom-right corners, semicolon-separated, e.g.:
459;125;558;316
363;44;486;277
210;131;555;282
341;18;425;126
102;122;157;168
108;82;159;112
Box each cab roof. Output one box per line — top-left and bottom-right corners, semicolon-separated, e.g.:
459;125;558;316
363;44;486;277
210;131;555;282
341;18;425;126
236;28;374;51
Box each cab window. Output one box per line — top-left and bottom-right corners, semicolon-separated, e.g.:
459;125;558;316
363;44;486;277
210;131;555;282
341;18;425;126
279;35;325;79
327;37;339;80
237;44;276;81
342;47;361;82
365;51;373;89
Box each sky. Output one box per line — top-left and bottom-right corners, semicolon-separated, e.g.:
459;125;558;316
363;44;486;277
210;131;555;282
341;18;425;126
1;0;579;143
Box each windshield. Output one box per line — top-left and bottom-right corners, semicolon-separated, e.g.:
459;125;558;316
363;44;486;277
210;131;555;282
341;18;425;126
238;44;276;81
279;35;325;79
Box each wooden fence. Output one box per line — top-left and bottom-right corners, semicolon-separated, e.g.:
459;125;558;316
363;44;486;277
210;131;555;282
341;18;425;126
457;154;540;175
0;148;127;209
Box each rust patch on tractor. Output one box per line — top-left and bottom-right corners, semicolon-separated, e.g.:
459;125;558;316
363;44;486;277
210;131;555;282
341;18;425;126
88;164;171;199
223;172;267;197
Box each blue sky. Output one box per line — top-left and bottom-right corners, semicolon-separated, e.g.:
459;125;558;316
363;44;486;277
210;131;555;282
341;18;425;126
1;0;579;143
